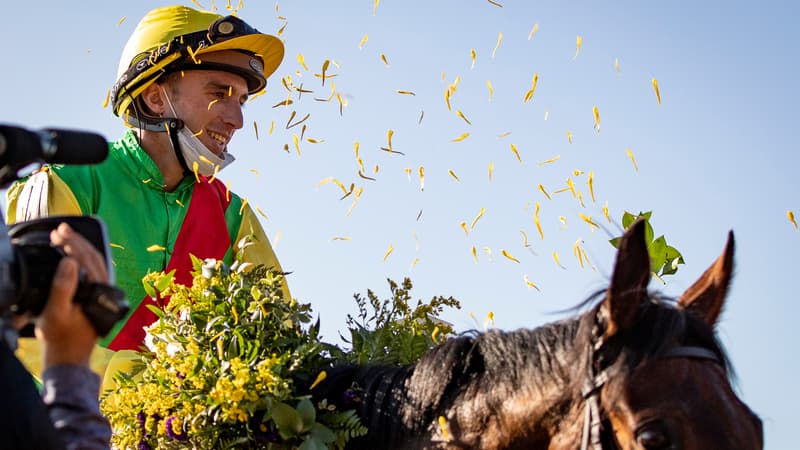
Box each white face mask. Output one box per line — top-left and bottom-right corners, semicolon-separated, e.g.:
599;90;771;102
161;87;236;176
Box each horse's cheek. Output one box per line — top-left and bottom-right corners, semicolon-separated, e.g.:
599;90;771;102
606;410;636;450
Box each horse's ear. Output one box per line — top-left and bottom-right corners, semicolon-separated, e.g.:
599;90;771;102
678;231;734;327
603;219;651;337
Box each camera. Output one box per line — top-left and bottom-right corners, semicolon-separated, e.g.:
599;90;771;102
0;124;128;337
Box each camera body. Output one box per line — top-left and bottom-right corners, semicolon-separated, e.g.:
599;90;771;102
2;216;129;337
0;124;128;337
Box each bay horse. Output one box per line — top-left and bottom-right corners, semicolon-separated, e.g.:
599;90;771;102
312;220;763;449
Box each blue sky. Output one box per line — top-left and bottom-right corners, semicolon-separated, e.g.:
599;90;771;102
1;1;797;447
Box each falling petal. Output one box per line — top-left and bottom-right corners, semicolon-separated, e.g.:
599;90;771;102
207;99;219;110
544;110;550;121
488;162;494;182
272;99;293;108
102;89;110;108
471;246;478;263
373;0;379;15
573;238;585;268
419;110;425;124
444;87;452;111
297;53;309;71
416;210;423;221
573;169;585;177
307;371;329;393
409;257;420;271
269;120;275;135
460;221;469;237
147;244;166;252
579;213;599;231
293;133;301;155
397;90;416;95
553;251;566;269
537;184;552;200
483;246;493;261
256;206;268;219
497;131;511;138
502;249;520;263
380;53;390;66
404;167;412;181
306;137;325;144
448;169;461;182
451;132;470;142
487;0;503;7
253;121;259;140
470;48;477;69
573;35;582;60
528;23;539;40
524;274;541;291
588;172;595;203
109;243;125;250
534;201;544;240
615;57;620;73
456;110;472;125
603;201;611;223
431;325;441;344
788;210;798;230
566;131;572;143
626;148;639;172
359;34;369;49
418;166;425;191
470;207;486;230
383;244;394;262
520;230;531;248
592;106;601;133
192;161;200;183
249;169;260;179
486;311;495;328
331;236;351;241
523;73;539;103
439;416;451;442
510;144;522;163
117;16;126;26
652;78;662;105
491;32;503;59
537;155;560;166
486;80;494;101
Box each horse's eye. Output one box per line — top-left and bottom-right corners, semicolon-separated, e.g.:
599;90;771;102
635;422;671;449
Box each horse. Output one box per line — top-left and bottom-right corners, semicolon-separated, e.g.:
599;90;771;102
312;220;763;449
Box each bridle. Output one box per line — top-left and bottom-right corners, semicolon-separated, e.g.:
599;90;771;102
579;310;722;450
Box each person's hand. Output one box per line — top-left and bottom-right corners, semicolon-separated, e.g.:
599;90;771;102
35;223;109;369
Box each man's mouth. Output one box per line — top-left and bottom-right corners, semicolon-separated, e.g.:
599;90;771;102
207;130;229;147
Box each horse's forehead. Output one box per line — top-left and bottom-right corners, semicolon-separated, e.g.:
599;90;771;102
605;358;762;448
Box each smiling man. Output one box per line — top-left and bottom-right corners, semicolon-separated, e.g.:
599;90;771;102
6;5;288;353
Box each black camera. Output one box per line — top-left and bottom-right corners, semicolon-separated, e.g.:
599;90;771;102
0;124;128;337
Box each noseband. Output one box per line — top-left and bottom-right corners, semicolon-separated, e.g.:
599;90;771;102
579;311;722;450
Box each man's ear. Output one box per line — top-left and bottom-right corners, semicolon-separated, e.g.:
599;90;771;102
139;82;168;116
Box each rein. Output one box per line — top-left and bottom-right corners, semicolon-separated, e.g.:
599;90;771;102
579;313;722;450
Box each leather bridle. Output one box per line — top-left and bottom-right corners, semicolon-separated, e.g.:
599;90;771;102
579;312;722;450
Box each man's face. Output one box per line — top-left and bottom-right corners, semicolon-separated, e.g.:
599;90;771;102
164;70;249;156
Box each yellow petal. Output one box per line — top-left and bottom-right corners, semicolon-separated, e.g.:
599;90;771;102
460;221;469;237
566;130;572;144
456;110;472;125
451;132;470;142
331;236;351;241
615;57;620;73
603;201;611;223
502;249;520;263
439;416;451;442
487;79;494;101
492;32;503;59
431;325;441;344
359;34;369;49
397;90;416;95
409;257;420;271
520;230;530;247
117;16;126;26
528;23;539;40
470;48;477;69
626;148;639;172
573;35;582;60
310;370;327;389
537;155;560;166
497;131;511;138
373;0;379;15
418;166;425;191
593;106;601;133
146;244;165;252
523;73;538;103
256;206;268;219
553;251;566;269
534;201;544;240
207;99;218;110
488;162;494;182
471;246;478;263
404;167;412;181
470;207;486;230
537;184;552;200
448;169;461;182
380;53;390;66
573;169;584;177
297;53;309;71
652;78;662;105
293;133;301;156
109;243;125;250
383;244;394;262
788;210;798;230
579;213;599;231
524;274;541;291
588;171;596;203
102;89;110;108
510;144;522;163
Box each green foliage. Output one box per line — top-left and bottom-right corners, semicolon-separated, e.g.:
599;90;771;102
101;258;361;450
609;211;685;280
337;278;461;366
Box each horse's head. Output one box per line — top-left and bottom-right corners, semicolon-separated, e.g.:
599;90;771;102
591;220;763;450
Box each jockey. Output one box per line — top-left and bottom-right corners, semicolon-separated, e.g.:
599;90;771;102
6;5;289;386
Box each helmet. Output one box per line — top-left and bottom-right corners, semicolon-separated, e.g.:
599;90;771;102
111;5;284;120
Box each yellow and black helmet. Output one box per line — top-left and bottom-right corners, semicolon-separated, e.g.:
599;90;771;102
111;5;284;120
